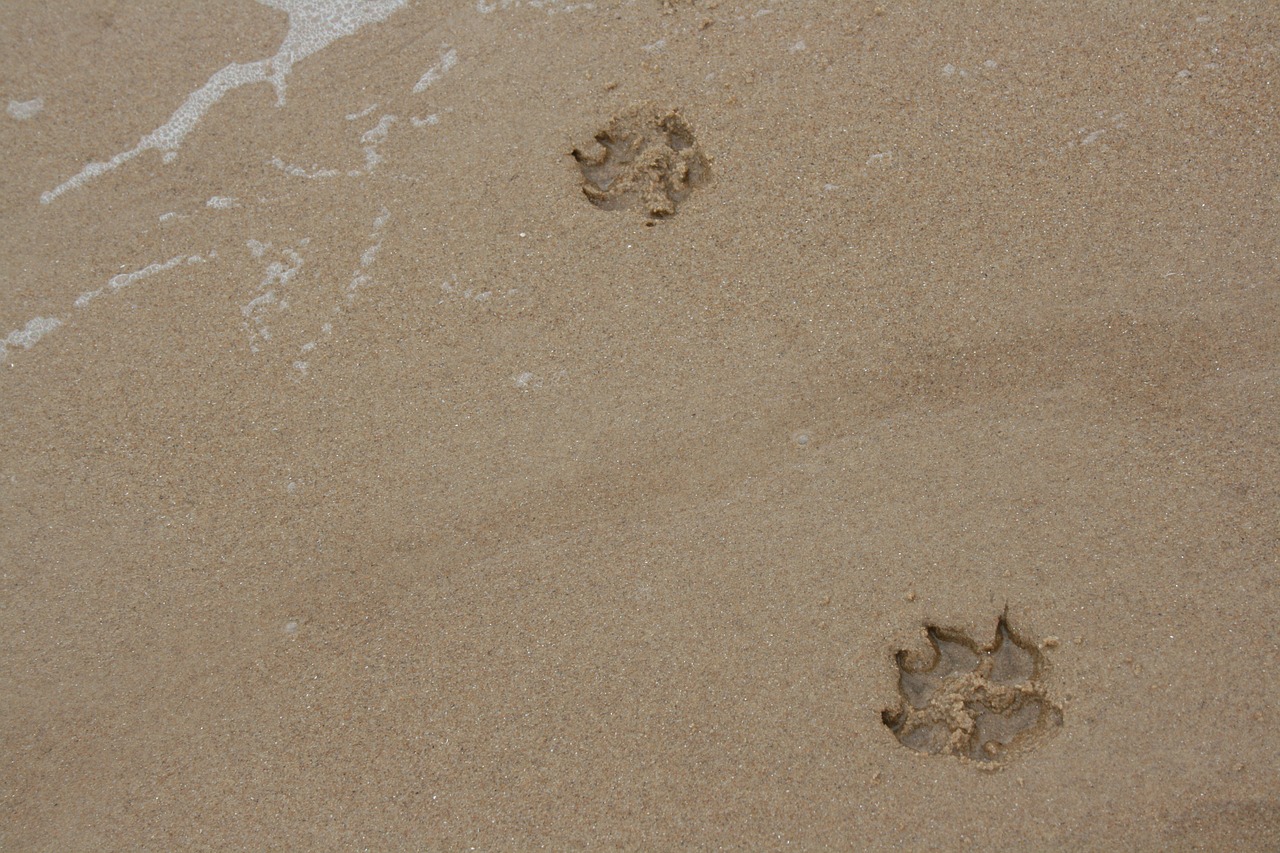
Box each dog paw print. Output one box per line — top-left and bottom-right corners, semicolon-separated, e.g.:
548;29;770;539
882;613;1063;765
571;102;709;220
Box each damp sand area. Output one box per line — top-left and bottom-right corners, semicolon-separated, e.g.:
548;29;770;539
2;1;1278;849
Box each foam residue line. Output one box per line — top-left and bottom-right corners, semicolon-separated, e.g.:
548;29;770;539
272;41;460;184
345;206;391;299
475;0;596;13
2;317;62;356
40;0;407;204
75;253;211;308
242;241;308;353
413;48;458;93
5;252;213;358
269;157;342;179
293;207;389;376
345;102;379;121
271;108;402;180
360;115;397;171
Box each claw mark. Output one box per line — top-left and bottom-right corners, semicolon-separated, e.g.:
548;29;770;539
571;103;709;220
882;612;1063;766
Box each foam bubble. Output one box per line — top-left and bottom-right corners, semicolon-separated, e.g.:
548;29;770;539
7;97;44;120
2;317;62;355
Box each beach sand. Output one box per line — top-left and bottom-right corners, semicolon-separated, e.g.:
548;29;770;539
2;1;1278;848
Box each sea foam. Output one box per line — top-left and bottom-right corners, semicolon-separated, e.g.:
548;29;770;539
41;0;406;204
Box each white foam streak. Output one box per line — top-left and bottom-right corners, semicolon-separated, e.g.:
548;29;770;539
2;317;62;355
413;48;458;93
7;98;44;120
75;254;200;308
41;0;406;204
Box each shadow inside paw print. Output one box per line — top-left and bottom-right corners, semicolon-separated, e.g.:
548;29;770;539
882;613;1063;766
571;102;709;220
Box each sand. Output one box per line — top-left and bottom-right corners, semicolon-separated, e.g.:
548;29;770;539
2;0;1278;849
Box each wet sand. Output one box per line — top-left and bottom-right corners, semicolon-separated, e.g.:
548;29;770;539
2;1;1278;849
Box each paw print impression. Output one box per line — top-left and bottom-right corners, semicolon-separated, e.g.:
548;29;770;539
882;613;1063;766
571;103;709;220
